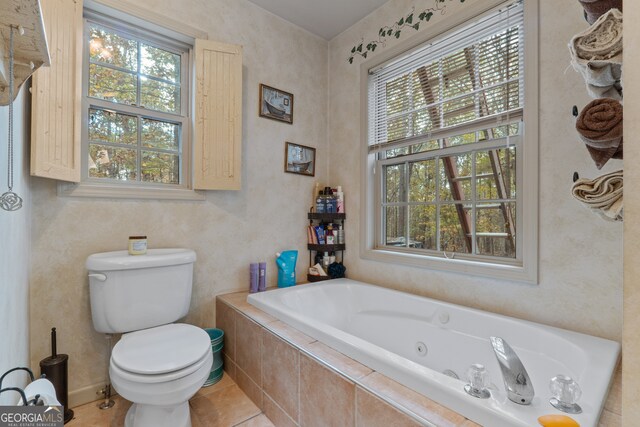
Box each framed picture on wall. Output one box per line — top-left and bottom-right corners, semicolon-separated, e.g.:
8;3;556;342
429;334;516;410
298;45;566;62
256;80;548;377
285;142;315;176
259;84;293;124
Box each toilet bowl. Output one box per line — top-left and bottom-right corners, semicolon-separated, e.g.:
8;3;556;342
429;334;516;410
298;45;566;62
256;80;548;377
86;249;208;427
109;324;212;427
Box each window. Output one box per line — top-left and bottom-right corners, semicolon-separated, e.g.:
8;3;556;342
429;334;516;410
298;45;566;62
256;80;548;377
83;16;189;188
32;0;243;198
363;0;538;282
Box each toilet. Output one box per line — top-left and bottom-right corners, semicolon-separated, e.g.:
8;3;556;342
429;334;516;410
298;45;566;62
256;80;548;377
86;248;212;427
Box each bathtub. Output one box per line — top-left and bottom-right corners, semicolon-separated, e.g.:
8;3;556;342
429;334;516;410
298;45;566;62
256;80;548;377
247;278;619;427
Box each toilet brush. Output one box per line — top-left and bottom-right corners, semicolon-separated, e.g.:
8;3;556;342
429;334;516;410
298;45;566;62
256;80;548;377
39;328;74;423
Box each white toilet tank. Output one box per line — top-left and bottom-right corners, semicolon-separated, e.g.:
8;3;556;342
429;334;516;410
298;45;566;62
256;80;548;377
86;248;197;334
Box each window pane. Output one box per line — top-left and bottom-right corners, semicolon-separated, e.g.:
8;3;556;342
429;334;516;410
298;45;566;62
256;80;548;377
446;132;476;147
141;44;180;83
142;119;179;151
385;206;407;247
89;64;137;105
89;144;137;180
387;115;411;142
386;75;411;116
476;203;516;258
476;148;516;200
89;108;137;145
88;25;137;71
384;164;405;203
141;151;180;184
409;205;435;250
439;154;472;201
409;159;436;202
140;78;180;113
440;204;471;254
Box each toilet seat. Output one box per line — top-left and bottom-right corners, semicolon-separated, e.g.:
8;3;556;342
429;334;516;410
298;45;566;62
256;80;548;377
112;323;211;381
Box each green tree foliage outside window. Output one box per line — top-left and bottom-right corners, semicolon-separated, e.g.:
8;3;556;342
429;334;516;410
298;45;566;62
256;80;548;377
85;22;185;185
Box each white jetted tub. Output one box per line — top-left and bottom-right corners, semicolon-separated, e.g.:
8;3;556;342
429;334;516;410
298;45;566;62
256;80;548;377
248;278;619;427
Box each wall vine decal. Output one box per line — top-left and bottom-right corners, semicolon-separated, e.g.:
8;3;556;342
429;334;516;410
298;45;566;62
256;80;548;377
348;0;467;64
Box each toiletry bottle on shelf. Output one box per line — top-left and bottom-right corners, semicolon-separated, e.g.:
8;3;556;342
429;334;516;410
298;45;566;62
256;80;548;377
315;191;325;213
313;182;320;210
336;186;345;213
326;225;335;244
337;225;345;245
329;252;336;264
323;187;335;213
323;252;330;270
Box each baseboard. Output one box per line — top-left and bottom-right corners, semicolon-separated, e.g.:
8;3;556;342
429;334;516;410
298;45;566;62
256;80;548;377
68;382;118;408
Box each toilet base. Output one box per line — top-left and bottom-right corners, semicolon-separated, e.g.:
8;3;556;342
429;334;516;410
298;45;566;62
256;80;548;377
125;401;191;427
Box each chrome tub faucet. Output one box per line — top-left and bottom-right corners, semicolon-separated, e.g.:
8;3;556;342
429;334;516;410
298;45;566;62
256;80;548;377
490;336;535;405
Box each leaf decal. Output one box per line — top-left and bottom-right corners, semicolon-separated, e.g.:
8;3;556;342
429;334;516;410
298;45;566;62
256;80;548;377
347;0;461;64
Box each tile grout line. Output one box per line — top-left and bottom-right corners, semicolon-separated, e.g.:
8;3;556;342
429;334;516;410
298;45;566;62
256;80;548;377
264;391;298;427
231;413;264;427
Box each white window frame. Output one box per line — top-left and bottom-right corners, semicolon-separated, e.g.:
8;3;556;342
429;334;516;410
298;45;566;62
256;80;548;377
359;0;539;283
58;0;207;200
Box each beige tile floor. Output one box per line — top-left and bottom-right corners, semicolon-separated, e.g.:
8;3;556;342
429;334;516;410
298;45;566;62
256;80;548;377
66;374;275;427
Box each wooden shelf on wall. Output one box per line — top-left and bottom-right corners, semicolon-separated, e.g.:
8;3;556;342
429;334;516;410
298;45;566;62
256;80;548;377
0;0;50;105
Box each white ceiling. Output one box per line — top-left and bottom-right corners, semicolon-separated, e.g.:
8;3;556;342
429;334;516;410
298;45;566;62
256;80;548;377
246;0;390;40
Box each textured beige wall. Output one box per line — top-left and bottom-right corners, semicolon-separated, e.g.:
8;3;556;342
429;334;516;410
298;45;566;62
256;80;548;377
29;0;328;398
623;0;639;424
328;0;623;341
0;89;31;404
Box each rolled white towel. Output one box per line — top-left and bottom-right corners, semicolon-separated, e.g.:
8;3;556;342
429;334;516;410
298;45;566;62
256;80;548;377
569;9;623;100
571;170;623;222
17;378;61;406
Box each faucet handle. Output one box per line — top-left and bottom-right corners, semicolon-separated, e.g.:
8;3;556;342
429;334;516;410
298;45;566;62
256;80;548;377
549;375;582;414
464;364;491;399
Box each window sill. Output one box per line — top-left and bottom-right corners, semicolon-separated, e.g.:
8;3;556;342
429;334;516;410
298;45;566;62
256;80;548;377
57;181;206;201
361;247;537;284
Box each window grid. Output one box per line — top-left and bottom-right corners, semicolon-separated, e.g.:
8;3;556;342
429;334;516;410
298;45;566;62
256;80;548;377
372;1;523;263
82;17;190;187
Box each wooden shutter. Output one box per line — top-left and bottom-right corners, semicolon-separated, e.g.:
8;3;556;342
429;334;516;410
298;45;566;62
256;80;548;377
30;0;83;182
193;39;243;190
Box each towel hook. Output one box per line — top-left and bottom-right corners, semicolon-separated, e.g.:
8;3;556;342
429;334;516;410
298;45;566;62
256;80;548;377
573;172;580;182
572;105;579;117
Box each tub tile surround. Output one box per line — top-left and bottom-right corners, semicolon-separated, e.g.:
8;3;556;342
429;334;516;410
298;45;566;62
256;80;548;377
218;292;477;426
217;290;621;427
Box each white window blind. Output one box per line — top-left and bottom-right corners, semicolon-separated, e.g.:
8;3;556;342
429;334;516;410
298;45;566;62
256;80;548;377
368;1;524;153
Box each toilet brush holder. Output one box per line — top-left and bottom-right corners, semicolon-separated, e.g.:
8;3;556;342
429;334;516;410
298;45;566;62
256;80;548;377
39;328;74;424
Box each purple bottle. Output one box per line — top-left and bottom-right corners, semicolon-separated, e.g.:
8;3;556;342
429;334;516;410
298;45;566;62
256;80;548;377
258;262;267;292
250;263;259;293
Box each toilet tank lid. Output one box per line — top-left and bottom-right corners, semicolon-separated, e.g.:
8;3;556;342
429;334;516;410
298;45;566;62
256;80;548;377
86;248;196;271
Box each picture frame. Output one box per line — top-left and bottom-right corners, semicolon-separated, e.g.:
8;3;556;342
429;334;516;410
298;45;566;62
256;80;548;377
259;84;294;124
284;142;315;177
